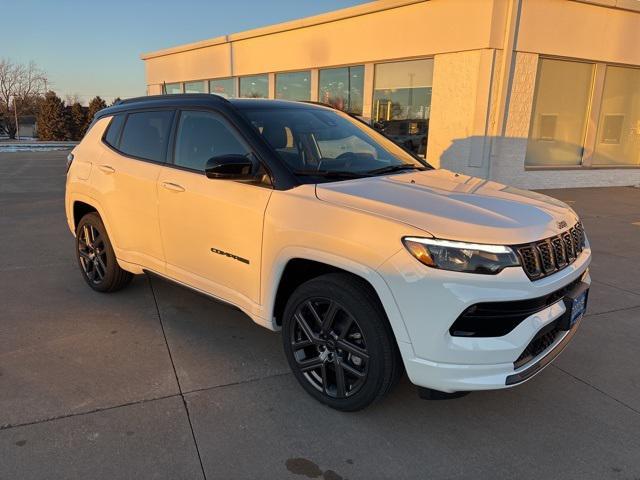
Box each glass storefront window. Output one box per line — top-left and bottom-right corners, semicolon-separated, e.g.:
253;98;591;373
592;66;640;166
318;65;364;115
209;78;236;98
184;81;206;94
526;59;594;167
239;75;269;98
165;83;183;95
372;59;433;155
276;71;310;101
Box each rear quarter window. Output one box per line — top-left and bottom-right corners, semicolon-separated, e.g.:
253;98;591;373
103;114;125;148
118;110;174;162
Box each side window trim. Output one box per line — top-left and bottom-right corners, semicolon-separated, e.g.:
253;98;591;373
108;108;176;164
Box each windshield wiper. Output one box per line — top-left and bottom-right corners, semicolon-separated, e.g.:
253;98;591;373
293;170;371;179
367;164;427;175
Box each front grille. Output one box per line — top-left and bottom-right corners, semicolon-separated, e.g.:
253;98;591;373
515;221;585;280
450;277;581;337
514;320;562;369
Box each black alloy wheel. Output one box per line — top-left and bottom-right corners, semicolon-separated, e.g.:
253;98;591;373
78;223;108;285
290;297;369;399
282;273;401;411
75;212;132;292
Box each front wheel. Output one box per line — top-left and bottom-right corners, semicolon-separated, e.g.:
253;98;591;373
282;273;401;411
76;212;132;292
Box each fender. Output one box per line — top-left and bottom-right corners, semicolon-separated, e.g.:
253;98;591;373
260;246;412;345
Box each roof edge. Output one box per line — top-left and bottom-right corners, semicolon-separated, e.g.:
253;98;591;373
140;0;427;60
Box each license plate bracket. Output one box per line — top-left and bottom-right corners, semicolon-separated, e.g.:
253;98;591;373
561;282;589;330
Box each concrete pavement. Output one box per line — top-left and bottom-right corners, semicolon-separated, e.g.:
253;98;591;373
1;151;639;479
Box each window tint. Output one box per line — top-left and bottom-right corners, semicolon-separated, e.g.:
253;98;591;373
319;65;364;115
276;71;310;101
592;65;640;166
526;59;594;167
119;110;174;162
373;59;433;156
174;110;249;171
239;75;269;98
104;114;125;148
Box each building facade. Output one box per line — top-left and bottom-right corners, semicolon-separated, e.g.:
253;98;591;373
141;0;640;189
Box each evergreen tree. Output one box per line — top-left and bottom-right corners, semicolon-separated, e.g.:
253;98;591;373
36;91;68;141
110;97;122;106
68;102;87;140
83;96;107;135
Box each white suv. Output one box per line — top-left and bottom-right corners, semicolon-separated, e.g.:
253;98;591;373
65;95;591;411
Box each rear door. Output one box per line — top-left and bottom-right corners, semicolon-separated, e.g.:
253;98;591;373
95;109;174;272
156;109;272;306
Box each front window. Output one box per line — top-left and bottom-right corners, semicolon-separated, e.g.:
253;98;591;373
372;59;433;156
209;78;236;98
318;65;364;115
276;71;310;101
526;59;594;167
239;106;429;182
592;65;640;167
184;81;206;94
240;75;269;98
165;83;183;95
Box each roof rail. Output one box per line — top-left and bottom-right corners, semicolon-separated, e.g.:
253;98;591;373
118;93;230;105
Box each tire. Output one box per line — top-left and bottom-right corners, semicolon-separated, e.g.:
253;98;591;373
282;273;402;411
75;212;133;293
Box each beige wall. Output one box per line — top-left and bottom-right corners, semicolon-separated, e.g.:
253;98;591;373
518;0;640;66
143;0;503;88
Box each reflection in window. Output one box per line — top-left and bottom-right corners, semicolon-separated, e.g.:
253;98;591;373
276;71;310;101
165;83;183;95
592;66;640;166
318;65;364;115
209;78;236;98
174;111;249;171
240;75;269;98
526;59;593;166
372;59;433;155
184;81;206;94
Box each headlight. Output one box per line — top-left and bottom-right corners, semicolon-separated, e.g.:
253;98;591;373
402;237;520;274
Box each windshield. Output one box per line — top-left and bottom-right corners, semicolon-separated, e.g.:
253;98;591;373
239;106;431;182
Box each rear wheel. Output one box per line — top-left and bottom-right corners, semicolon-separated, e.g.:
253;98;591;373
76;212;132;292
282;273;401;411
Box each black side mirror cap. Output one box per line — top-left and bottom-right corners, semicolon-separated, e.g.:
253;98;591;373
205;154;255;180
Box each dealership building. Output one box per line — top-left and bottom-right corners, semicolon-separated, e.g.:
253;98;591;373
141;0;640;189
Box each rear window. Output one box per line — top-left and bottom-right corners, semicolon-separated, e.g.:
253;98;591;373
103;114;125;148
118;110;174;162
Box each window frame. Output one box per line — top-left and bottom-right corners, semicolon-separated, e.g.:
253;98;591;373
101;108;176;165
525;57;640;171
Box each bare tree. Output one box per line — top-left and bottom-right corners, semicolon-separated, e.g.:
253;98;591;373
0;59;48;139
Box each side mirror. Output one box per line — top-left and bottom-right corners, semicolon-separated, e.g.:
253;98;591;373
204;154;255;180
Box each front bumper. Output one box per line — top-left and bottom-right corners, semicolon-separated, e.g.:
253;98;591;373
379;245;591;392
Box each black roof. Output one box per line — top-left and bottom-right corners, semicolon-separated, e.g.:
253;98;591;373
98;94;330;120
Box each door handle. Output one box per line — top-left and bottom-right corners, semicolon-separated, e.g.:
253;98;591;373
98;164;115;174
162;182;185;193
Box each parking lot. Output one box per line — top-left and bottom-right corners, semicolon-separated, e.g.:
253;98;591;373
1;150;639;480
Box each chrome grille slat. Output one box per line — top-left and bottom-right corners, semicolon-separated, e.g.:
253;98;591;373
515;221;585;280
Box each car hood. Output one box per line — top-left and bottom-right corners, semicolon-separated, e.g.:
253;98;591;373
315;169;578;245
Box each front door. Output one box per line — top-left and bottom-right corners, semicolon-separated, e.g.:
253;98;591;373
157;109;272;306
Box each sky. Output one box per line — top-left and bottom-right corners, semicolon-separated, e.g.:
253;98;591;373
3;0;367;105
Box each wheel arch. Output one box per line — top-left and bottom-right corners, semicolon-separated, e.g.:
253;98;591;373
265;248;411;344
